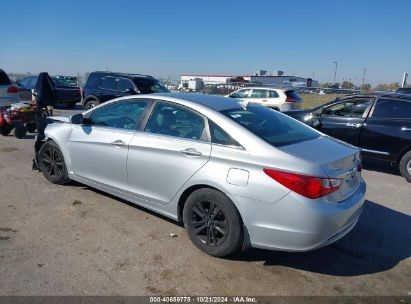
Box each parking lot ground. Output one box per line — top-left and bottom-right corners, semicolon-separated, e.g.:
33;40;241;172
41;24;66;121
0;108;410;296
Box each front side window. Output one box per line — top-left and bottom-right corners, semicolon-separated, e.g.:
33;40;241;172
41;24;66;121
145;103;206;140
251;89;268;98
221;105;319;147
133;78;169;94
117;78;135;92
99;77;116;90
322;100;371;117
88;100;150;130
372;99;411;118
230;89;250;98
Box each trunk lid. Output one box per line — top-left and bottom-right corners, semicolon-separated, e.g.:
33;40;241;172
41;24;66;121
278;136;362;201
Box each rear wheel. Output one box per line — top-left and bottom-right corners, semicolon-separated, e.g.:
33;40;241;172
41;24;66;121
84;99;100;110
0;123;12;136
183;188;243;257
14;125;26;139
38;140;71;184
399;151;411;182
25;122;37;133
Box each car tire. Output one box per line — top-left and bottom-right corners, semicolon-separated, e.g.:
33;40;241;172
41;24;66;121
38;140;71;185
25;122;37;133
14;125;26;139
0;123;12;136
399;151;411;183
183;188;243;257
84;99;100;110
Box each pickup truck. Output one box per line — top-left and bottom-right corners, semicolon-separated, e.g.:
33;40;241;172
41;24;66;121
17;76;81;108
285;93;411;182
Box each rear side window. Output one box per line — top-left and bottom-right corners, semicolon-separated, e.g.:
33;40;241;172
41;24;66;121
209;121;241;147
145;103;206;140
251;89;268;98
372;99;411;119
99;77;116;90
117;78;135;92
269;90;279;98
0;71;11;85
221;106;320;147
285;90;302;101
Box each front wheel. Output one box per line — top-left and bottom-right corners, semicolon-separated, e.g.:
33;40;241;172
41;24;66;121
38;140;71;184
399;151;411;182
183;188;243;257
84;99;100;110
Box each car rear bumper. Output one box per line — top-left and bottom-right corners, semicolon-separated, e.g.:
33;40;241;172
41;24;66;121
233;178;366;252
279;102;303;111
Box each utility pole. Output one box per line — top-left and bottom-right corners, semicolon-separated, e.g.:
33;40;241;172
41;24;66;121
333;61;338;84
362;68;367;85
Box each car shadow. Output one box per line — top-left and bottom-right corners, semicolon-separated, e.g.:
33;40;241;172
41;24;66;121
229;200;411;276
362;159;401;177
63;179;411;276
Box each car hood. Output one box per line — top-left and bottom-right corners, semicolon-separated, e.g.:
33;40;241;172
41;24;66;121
278;135;360;177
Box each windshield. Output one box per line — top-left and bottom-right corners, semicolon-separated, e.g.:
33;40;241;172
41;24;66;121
133;78;170;94
221;105;320;147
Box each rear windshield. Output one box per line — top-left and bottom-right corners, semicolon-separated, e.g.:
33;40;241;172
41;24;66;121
0;71;12;86
220;106;320;147
133;78;169;94
285;90;302;101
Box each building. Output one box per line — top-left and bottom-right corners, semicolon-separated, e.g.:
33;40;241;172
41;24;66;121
180;73;318;88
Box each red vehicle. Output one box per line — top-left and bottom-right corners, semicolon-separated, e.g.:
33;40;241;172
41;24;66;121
0;102;37;138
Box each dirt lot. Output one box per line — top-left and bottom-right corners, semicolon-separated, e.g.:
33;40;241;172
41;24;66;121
0;107;410;296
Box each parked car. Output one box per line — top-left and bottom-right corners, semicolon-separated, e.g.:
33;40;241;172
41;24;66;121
396;87;411;95
17;76;81;108
82;71;169;110
226;87;303;111
36;93;365;257
0;69;20;108
285;93;411;182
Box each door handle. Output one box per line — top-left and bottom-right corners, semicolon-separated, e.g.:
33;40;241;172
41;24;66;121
110;140;125;147
180;148;202;157
262;100;268;102
346;123;361;128
401;127;411;132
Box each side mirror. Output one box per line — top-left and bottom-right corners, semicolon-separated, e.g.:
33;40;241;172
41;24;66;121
312;117;321;128
71;113;83;125
125;88;137;95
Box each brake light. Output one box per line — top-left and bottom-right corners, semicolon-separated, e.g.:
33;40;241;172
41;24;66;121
263;168;343;199
7;86;18;94
286;96;295;102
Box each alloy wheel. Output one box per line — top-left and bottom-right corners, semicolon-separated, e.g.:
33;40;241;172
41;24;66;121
42;146;65;179
190;200;229;246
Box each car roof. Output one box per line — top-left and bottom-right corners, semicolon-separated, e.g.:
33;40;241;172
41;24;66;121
236;87;289;92
153;93;243;111
91;71;154;79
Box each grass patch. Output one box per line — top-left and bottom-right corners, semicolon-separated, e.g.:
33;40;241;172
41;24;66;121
300;94;343;109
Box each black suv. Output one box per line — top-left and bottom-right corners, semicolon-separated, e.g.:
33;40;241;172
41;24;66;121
82;72;169;109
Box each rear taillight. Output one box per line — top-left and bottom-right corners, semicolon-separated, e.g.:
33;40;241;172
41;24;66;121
7;86;18;94
286;96;296;102
263;168;343;199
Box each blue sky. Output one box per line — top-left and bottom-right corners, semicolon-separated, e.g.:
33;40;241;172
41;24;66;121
1;0;410;85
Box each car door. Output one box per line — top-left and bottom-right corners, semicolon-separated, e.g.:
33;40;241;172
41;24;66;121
69;99;152;191
97;76;118;102
359;98;411;161
127;101;211;204
317;98;374;146
249;89;269;105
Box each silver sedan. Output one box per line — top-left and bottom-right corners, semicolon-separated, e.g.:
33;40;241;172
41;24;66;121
37;93;366;257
